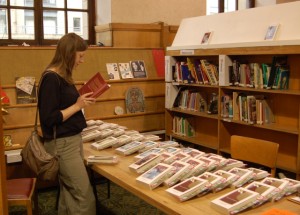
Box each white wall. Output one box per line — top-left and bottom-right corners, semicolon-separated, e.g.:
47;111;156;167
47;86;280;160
96;0;206;25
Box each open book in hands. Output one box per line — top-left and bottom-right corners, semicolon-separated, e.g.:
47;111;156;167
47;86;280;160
78;72;111;98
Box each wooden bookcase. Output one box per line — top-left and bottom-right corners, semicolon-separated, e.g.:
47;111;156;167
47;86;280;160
165;45;300;179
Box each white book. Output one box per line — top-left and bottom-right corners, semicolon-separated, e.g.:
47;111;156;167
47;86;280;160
112;135;132;148
261;177;289;201
134;147;164;160
207;155;228;170
244;181;277;208
118;62;134;79
158;140;179;148
165;56;176;82
164;152;191;164
142;134;160;142
181;158;207;180
124;130;139;136
219;55;233;86
213;170;239;192
164;161;191;187
106;63;120;80
165;83;180;109
94;128;114;141
247;167;270;181
221;159;245;171
138;141;159;153
129;153;163;174
136;163;173;190
164;146;181;154
181;148;206;158
197;157;217;172
98;122;112;130
282;177;300;196
166;177;209;202
90;136;118;150
115;141;145;156
112;128;125;137
82;130;102;143
130;133;145;142
86;155;119;165
211;187;259;215
228;167;254;188
197;172;225;194
160;152;176;164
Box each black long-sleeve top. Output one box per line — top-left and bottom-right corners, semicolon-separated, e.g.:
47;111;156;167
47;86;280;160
38;72;87;140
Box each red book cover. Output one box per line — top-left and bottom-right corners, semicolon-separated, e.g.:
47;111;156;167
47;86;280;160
152;49;165;77
78;72;110;98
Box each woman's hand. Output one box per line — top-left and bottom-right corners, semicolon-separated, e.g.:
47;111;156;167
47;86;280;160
76;92;96;109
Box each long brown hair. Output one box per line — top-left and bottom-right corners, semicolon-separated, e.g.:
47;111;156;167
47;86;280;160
47;33;88;84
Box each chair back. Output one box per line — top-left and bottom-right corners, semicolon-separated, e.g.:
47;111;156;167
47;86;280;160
230;135;279;177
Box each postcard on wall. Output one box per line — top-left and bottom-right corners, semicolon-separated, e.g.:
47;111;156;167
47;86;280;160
201;31;213;45
130;60;147;78
15;76;37;104
264;24;279;40
106;63;120;80
118;63;134;79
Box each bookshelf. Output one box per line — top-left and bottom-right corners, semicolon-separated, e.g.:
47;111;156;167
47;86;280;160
165;2;300;179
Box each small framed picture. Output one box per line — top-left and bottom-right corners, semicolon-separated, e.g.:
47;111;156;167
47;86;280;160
264;24;279;40
201;31;213;44
3;135;12;147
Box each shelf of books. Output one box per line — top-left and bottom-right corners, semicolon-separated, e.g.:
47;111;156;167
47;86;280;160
165;47;300;179
164;1;300;179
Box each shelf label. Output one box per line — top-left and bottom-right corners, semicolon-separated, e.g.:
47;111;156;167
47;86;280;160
180;50;195;55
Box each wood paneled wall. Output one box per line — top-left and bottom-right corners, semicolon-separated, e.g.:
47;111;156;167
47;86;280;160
1;47;165;151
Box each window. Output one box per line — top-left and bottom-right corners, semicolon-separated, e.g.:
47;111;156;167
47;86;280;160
206;0;254;15
0;0;95;45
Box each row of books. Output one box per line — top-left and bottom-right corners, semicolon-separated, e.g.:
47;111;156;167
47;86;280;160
174;89;218;114
128;145;300;214
221;93;274;124
106;61;147;80
165;56;218;85
165;55;290;91
172;116;195;137
223;55;289;90
211;177;300;215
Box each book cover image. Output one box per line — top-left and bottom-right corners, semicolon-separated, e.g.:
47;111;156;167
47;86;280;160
118;63;134;79
15;76;37;104
106;63;120;80
78;72;110;99
130;60;147;78
201;31;213;45
264;24;279;40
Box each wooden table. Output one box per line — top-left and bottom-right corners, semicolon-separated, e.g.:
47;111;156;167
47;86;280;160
83;144;300;215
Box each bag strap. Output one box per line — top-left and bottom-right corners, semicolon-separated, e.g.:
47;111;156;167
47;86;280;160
36;71;60;140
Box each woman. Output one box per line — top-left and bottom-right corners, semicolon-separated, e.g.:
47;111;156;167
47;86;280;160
38;33;96;215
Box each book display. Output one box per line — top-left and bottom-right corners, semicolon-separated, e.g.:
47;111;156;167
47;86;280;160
106;63;121;80
129;153;163;174
130;60;147;78
164;1;300;180
260;177;289;201
164;161;191;187
211;187;259;215
115;141;145;156
86;155;119;165
136;163;173;189
118;63;134;79
166;177;209;202
15;76;37;104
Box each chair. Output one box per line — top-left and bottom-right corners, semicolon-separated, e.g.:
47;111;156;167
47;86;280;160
230;135;279;177
7;177;38;215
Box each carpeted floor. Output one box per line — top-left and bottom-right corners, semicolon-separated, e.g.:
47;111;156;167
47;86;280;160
9;180;166;215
